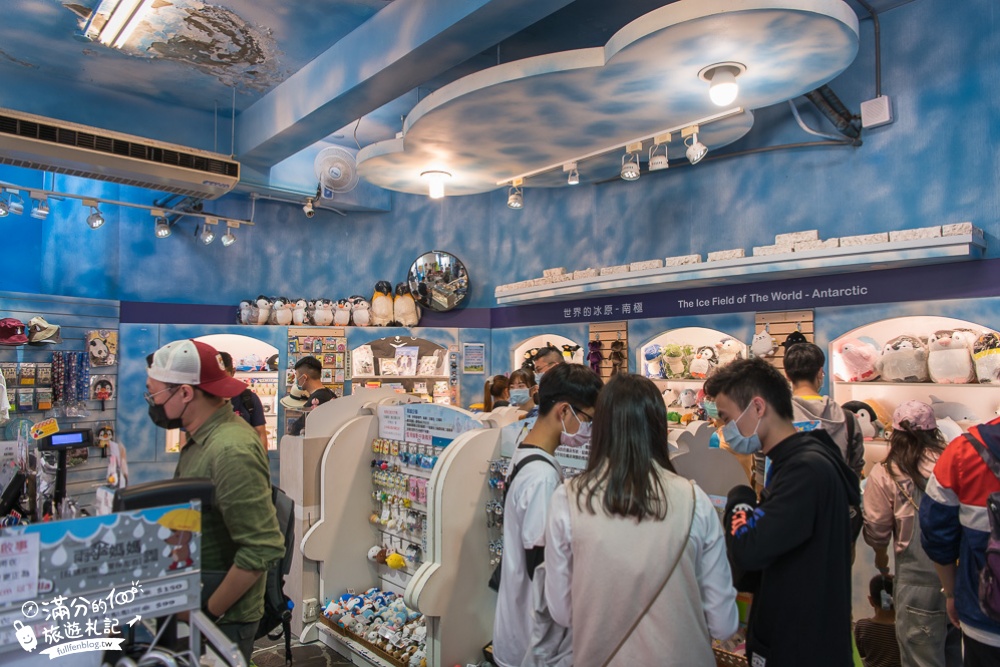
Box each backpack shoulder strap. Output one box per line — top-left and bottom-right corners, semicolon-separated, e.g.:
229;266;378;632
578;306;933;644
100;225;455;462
240;388;256;416
965;433;1000;481
502;453;559;507
845;410;855;446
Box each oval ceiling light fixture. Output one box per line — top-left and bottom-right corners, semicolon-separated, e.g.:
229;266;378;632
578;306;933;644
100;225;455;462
507;178;524;210
420;170;452;199
83;199;105;229
682;125;708;165
700;62;746;107
199;218;217;245
648;133;671;172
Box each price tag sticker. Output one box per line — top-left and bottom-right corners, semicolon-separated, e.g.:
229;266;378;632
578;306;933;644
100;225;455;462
30;418;59;440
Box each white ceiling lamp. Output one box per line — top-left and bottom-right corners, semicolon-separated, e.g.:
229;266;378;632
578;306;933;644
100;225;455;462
507;178;524;210
648;133;671;172
620;142;643;181
29;191;49;220
220;221;237;247
90;0;154;49
5;190;24;216
700;63;746;107
199;218;217;245
682;126;708;165
83;198;105;229
563;163;580;186
420;170;451;199
0;195;8;218
152;209;171;238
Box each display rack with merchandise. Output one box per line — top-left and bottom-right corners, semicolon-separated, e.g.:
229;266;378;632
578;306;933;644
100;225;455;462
351;336;452;404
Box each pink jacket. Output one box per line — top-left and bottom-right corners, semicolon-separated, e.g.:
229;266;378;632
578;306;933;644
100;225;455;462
863;453;939;553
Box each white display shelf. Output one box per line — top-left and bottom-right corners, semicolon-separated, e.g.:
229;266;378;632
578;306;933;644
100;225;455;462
835;381;998;388
352;375;449;380
496;234;986;304
318;622;398;667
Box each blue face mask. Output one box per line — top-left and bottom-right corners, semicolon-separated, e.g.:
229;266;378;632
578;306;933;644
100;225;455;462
509;388;530;406
722;400;762;455
703;400;720;420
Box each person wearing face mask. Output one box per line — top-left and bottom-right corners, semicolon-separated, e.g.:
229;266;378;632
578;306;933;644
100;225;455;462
507;369;536;410
543;373;738;666
145;339;284;664
287;356;336;436
492;363;602;667
704;357;861;667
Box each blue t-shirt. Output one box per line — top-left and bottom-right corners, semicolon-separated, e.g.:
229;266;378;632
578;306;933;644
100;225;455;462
231;389;266;428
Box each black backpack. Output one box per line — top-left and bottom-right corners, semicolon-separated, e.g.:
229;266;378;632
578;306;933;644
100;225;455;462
255;485;296;664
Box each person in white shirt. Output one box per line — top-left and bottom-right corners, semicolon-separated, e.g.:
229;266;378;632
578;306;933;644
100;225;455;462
544;373;739;666
492;363;603;667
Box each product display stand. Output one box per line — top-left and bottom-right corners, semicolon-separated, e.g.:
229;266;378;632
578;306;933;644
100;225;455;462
298;398;502;667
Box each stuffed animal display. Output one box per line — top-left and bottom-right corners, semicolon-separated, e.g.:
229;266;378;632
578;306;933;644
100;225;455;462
876;334;929;383
609;340;626;375
589;340;605;374
781;330;809;351
322;587;426;664
269;297;293;325
833;337;880;382
688;346;718;379
750;328;778;358
716;337;744;367
927;329;977;384
660;343;692;378
351;296;371;327
642;337;745;380
973;332;1000;384
371;281;395;327
394;283;420;327
642;344;663;378
842;400;884;439
238;282;420;327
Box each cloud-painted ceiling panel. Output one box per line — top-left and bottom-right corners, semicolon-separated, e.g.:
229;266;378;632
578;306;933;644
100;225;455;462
357;0;859;195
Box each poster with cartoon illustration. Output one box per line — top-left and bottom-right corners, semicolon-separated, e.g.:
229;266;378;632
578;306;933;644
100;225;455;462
91;375;115;400
86;330;118;367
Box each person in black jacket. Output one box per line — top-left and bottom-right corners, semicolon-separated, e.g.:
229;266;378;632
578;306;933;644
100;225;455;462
704;357;861;667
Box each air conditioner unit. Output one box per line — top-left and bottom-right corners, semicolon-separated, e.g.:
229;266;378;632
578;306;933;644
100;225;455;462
0;108;240;200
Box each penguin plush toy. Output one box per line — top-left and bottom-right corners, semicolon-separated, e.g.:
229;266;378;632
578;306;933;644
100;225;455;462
393;283;420;327
370;281;394;326
292;298;310;326
312;299;335;326
334;299;353;326
350;296;371;327
270;297;293;325
238;300;253;325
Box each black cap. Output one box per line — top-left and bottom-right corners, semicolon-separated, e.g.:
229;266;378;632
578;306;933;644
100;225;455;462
294;356;322;373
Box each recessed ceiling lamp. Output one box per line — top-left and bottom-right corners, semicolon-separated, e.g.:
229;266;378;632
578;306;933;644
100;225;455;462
420;170;451;199
0;195;8;218
6;191;24;216
700;62;745;107
221;222;237;247
620;142;643;181
563;163;580;186
153;210;171;238
90;0;154;49
199;218;217;245
648;133;671;172
682;126;708;165
30;192;49;220
83;199;105;229
507;178;524;210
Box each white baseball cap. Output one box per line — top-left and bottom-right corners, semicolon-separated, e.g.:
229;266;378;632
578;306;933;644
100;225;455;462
148;339;247;398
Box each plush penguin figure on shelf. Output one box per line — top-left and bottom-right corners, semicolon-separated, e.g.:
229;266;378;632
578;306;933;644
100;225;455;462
238;300;253;325
393;283;420;327
562;344;581;362
371;281;394;326
292;298;310;326
253;295;272;325
589;340;606;375
350;296;371;326
334;299;353;326
270;297;293;325
715;337;744;367
688;345;718;379
927;329;977;384
843;400;883;439
312;299;335;326
876;334;929;383
974;332;1000;383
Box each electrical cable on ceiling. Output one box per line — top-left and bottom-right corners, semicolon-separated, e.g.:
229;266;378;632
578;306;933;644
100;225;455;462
788;99;851;143
854;0;882;97
353;118;362;150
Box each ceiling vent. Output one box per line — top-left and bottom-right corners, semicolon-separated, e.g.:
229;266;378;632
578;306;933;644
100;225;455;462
0;108;240;200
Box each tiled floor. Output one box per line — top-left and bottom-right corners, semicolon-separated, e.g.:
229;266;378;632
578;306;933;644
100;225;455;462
251;635;353;667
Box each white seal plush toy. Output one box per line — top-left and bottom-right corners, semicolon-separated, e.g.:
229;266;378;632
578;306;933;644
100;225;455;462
927;329;976;384
688;345;718;379
292;298;310;326
253;295;272;325
833;337;880;382
370;281;394;327
270;297;293;325
312;299;335;326
393;282;420;328
876;334;929;383
334;299;353;326
350;296;371;327
750;329;777;358
238;300;253;325
973;332;1000;383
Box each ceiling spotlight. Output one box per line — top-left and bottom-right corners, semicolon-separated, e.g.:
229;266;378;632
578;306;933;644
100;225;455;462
507;178;524;210
83;199;105;229
199;219;217;245
6;192;23;216
154;215;171;238
221;222;237;247
682;126;708;165
302;198;315;218
420;170;451;199
700;63;745;107
563;162;580;186
0;196;8;218
30;196;50;220
648;133;671;172
620;141;643;181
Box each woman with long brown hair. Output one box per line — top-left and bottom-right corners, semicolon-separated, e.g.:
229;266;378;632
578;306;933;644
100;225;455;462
542;373;737;666
863;400;961;667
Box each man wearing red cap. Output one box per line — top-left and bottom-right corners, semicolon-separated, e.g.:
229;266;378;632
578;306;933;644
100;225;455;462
146;339;284;663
